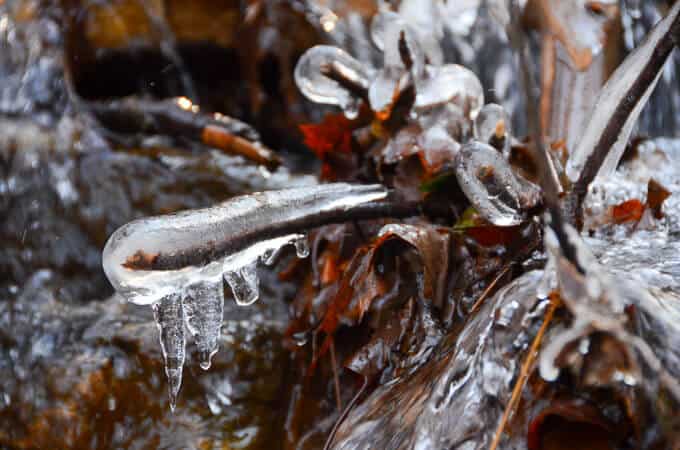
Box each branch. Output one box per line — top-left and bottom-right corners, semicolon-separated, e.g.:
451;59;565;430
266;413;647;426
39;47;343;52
87;97;282;169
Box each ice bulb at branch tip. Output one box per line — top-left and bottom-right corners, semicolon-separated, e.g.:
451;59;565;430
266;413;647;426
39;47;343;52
455;141;540;226
294;45;371;119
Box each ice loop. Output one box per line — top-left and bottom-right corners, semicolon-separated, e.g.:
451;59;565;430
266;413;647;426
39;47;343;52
103;183;388;407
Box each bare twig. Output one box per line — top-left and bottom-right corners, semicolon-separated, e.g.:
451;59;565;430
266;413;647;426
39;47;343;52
86;97;282;169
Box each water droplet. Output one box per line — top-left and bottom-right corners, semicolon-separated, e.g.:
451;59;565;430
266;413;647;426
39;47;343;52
292;331;309;347
294;235;310;258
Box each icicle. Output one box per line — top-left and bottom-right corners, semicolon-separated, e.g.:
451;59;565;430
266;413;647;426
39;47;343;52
474;103;511;157
224;261;260;307
153;293;186;411
413;65;484;121
182;275;224;370
294;45;372;119
455;141;541;226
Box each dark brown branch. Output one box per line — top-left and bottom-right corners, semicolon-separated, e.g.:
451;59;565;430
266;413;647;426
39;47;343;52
123;195;449;272
87;98;281;169
320;62;370;103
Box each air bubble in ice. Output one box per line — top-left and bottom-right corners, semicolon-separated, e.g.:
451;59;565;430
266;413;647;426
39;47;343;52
294;45;371;119
455;141;540;226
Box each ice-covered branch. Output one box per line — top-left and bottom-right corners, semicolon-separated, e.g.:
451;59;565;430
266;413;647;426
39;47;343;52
102;183;436;408
566;1;680;227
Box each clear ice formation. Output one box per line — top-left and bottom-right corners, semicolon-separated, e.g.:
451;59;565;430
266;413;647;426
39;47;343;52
455;141;541;226
294;45;373;119
102;183;387;406
413;65;484;121
369;12;425;119
153;293;185;411
474;103;511;157
565;0;680;182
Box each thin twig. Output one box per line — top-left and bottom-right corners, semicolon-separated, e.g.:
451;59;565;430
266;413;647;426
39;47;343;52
323;375;369;450
87;98;282;169
329;338;343;412
469;265;511;315
489;296;559;450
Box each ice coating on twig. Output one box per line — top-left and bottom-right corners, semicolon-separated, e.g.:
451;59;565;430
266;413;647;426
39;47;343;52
371;6;443;65
103;183;388;407
566;0;680;182
455;141;541;226
369;13;425;119
413;65;484;121
103;183;387;305
474;103;511;157
294;45;372;119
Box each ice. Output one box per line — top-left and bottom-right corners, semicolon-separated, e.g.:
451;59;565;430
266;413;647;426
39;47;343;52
224;261;260;307
473;103;510;156
369;13;425;119
102;183;387;306
454;141;540;226
294;235;310;258
153;293;186;411
413;65;484;121
102;183;387;407
566;0;680;182
294;45;372;119
182;275;224;370
438;0;480;36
